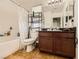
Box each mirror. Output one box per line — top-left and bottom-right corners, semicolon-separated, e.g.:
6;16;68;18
28;0;75;29
42;0;74;28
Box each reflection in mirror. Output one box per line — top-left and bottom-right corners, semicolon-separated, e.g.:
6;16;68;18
66;16;68;22
53;17;61;28
69;16;73;20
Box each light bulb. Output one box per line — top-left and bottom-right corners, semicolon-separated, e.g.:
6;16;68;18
55;0;59;1
52;0;54;2
48;0;51;3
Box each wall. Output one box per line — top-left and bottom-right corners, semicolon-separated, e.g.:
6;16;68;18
18;7;28;39
18;7;28;49
44;11;52;28
74;0;78;59
0;0;19;38
74;0;78;27
0;0;20;58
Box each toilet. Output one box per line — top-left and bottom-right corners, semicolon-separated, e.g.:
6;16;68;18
23;30;38;52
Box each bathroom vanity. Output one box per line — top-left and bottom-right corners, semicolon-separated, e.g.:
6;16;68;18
39;30;76;58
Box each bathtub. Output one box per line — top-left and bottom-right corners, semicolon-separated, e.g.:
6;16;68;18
0;37;20;58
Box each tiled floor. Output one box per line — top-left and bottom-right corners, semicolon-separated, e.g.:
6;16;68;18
5;49;68;59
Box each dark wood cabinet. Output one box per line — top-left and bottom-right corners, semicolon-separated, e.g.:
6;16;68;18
39;31;76;58
39;37;53;53
61;38;75;57
54;38;63;54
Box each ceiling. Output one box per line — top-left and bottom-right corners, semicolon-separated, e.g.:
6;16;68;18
10;0;74;12
10;0;43;11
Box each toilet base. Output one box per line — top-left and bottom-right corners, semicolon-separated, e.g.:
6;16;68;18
26;44;35;52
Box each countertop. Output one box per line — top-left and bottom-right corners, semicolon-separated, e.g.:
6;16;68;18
39;30;75;33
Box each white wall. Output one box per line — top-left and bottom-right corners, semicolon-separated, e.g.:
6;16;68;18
18;7;28;49
0;0;19;38
18;7;28;39
0;0;29;57
74;0;78;59
44;11;53;28
74;0;78;27
0;0;21;58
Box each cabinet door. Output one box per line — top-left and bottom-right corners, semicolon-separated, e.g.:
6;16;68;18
54;38;63;54
62;38;75;57
39;36;53;53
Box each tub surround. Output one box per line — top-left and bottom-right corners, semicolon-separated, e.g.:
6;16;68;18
0;38;19;58
0;36;18;42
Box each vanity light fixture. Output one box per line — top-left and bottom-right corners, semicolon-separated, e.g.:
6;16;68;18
48;0;62;7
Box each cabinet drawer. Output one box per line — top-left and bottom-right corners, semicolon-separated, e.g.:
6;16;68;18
39;32;52;37
52;33;74;38
62;33;74;38
52;33;62;38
